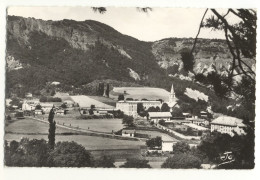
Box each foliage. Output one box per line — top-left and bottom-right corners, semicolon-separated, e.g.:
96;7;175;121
198;129;255;168
60;103;67;109
118;94;125;101
137;103;144;114
35;104;42;110
122;115;134;127
50;89;56;96
172;142;191;154
106;83;110;97
180;48;195;72
5;139;49;167
95;155;115;168
126;98;134;101
48;107;56;149
40;96;62;102
6;115;12;121
171;107;183;117
120;158;151;168
146;136;162;149
10;97;22;109
48;141;94;167
147;106;160;112
158;120;166;126
161;103;170;112
161;153;201;169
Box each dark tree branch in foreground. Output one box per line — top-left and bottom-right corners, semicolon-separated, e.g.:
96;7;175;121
190;8;208;55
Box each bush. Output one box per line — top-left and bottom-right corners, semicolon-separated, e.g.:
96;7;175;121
5;139;49;167
161;153;201;169
95;156;115;168
48;141;94;167
120;158;151;168
39;96;62;102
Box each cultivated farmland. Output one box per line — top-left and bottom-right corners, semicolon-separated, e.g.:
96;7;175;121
110;87;170;101
71;95;115;108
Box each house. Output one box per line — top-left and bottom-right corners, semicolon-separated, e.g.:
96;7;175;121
200;111;208;118
183;123;209;131
162;140;177;152
122;129;135;137
211;116;246;136
80;108;89;115
34;109;43;115
64;100;74;108
116;100;161;117
183;112;193;119
25;93;33;98
22;102;36;111
40;103;54;113
148;112;172;123
189;118;206;126
56;109;65;115
51;81;60;85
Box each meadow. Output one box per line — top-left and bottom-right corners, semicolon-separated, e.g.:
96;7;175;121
110;87;170;101
4;133;145;150
54;117;124;133
5;118;77;134
71;95;115;108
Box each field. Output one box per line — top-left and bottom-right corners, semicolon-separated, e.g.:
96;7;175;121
5;118;77;134
54;117;124;133
135;130;179;141
71;95;115;108
4;133;145;150
88;96;117;107
110;87;170;101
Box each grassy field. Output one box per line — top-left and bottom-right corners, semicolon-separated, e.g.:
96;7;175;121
54;117;124;133
110;87;170;101
5;118;77;134
71;95;115;108
135;130;179;141
4;133;145;150
88;96;117;107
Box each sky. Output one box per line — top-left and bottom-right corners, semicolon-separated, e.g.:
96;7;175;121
7;7;238;42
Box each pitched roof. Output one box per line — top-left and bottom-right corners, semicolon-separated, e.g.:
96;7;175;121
122;129;135;134
211;116;246;127
148;112;172;118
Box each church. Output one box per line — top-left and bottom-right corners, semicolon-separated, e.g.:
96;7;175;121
167;84;178;111
116;84;178;116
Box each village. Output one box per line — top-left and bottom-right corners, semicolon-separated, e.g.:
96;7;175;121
5;82;247;168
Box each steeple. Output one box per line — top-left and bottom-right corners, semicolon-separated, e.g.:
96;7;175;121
169;84;176;103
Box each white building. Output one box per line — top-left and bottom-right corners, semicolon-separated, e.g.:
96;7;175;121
167;84;178;110
211;116;246;136
122;129;135;137
116;100;161;117
56;109;65;115
41;103;54;113
162;140;177;152
148;112;172;123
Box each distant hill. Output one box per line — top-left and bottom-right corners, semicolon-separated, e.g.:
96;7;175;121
5;16;253;106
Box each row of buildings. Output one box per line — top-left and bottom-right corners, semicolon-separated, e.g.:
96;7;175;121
116;84;246;137
116;84;178;117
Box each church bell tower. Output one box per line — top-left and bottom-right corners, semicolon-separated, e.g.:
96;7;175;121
169;84;176;103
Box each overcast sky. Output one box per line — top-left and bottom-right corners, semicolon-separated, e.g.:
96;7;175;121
8;7;238;41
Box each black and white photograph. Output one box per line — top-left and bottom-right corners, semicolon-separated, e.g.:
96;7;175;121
2;4;257;174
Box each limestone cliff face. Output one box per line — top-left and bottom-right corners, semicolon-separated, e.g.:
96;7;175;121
7;16;131;58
